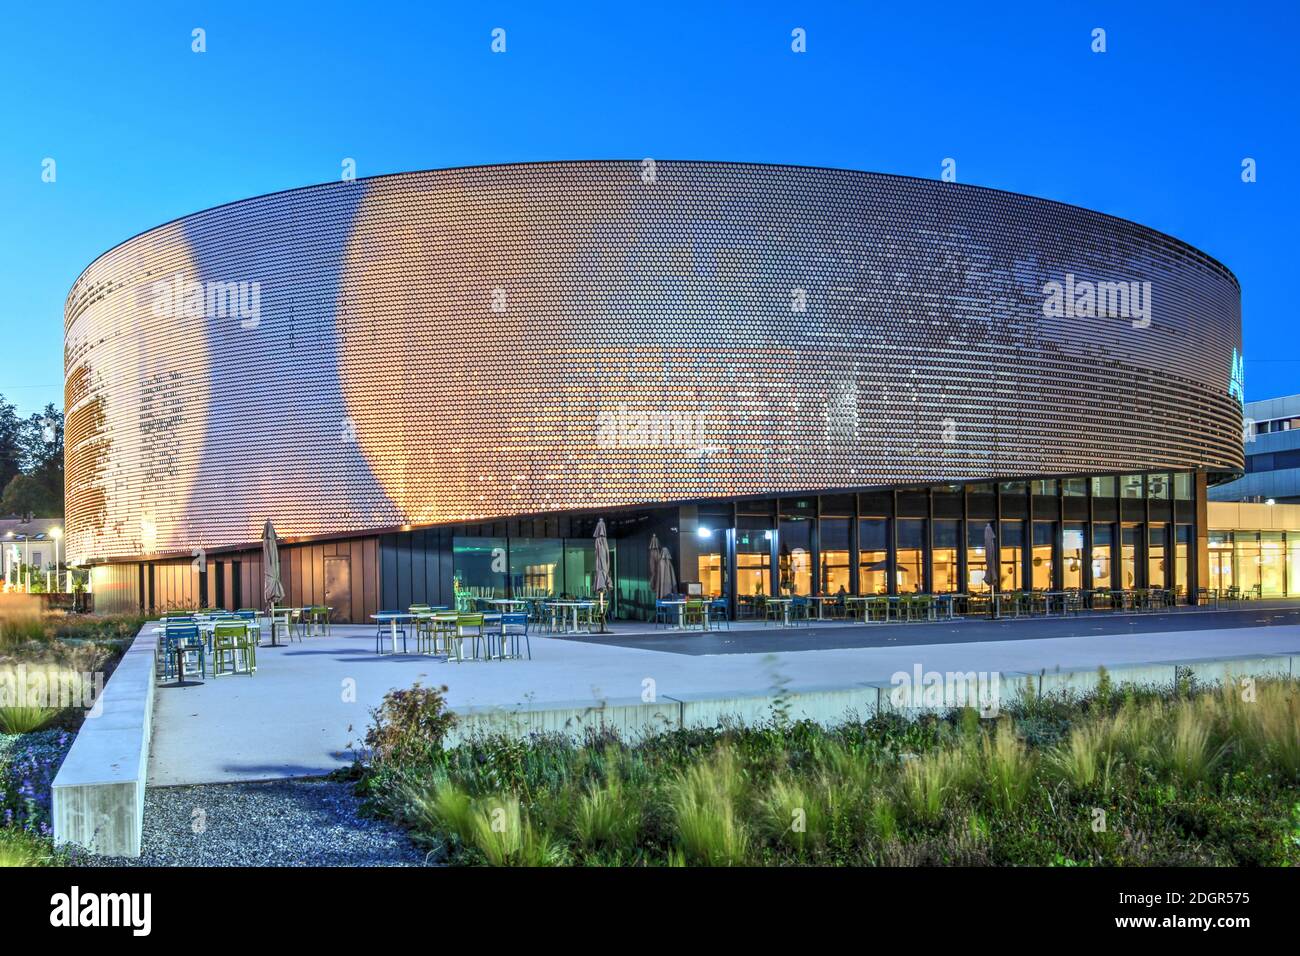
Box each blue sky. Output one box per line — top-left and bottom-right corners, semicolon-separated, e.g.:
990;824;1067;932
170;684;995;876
1;1;1295;414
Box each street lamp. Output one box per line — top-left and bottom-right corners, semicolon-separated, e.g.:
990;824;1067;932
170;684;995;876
5;531;30;593
51;527;64;593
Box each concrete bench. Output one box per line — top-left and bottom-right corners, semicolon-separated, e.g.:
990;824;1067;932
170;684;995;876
52;627;157;857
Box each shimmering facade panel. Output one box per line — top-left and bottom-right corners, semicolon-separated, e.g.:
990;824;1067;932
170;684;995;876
64;162;1243;564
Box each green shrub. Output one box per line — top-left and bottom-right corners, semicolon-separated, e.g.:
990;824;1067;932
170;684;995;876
358;678;1300;867
364;683;456;768
0;706;57;734
669;747;749;865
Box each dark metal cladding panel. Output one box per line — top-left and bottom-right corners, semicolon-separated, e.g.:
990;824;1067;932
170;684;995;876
63;161;1243;564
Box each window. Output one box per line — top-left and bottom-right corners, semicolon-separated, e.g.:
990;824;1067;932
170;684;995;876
858;519;889;595
1000;521;1024;591
967;522;994;593
1063;478;1087;497
896;519;925;593
1175;526;1191;598
1147;524;1166;588
1032;521;1054;589
1062;524;1085;588
1120;475;1144;499
1235;532;1260;596
509;538;561;598
453;537;508;601
1091;476;1116;498
778;517;812;595
819;518;850;594
932;520;960;593
1120;524;1140;588
1147;474;1170;499
1092;524;1114;589
1261;531;1285;596
737;523;772;598
1174;473;1193;500
1209;531;1233;591
1032;479;1058;496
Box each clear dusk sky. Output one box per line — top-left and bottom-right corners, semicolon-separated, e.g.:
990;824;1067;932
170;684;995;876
1;1;1295;415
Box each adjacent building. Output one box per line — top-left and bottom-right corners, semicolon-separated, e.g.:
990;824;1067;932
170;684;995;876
63;162;1244;620
1210;393;1300;504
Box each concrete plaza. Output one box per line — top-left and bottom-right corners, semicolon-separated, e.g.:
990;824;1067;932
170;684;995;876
147;605;1300;786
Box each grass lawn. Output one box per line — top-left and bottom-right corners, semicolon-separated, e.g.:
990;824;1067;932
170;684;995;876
353;672;1300;866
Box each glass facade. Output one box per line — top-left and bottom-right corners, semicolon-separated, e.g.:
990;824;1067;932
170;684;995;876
436;470;1224;619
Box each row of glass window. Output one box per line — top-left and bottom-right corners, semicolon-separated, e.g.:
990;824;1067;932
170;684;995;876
1207;530;1300;597
710;518;1192;598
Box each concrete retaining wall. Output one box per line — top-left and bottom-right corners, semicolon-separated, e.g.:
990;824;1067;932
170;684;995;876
446;653;1297;742
51;628;157;857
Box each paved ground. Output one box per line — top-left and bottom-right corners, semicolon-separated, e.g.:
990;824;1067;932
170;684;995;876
146;605;1300;786
565;603;1300;655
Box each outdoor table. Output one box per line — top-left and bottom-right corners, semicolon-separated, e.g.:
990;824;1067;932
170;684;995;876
1041;591;1071;616
487;599;529;613
657;599;688;629
546;601;595;634
934;593;966;619
170;639;204;687
765;597;794;626
371;612;415;654
990;592;1014;619
844;595;872;621
807;596;838;620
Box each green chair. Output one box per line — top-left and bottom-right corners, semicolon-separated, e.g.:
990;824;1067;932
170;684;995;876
684;599;709;630
211;622;246;677
454;613;485;661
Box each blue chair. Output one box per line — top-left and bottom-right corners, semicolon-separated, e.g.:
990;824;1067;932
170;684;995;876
374;612;408;653
161;624;205;681
654;599;674;628
708;598;730;630
790;596;811;625
500;612;531;660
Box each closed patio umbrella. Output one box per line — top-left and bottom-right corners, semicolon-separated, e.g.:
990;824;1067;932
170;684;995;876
263;520;288;647
263;519;285;610
593;518;611;632
655;546;677;599
983;522;997;593
648;533;660;596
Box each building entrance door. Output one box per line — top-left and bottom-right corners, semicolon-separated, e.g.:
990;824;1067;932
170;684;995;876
324;556;352;623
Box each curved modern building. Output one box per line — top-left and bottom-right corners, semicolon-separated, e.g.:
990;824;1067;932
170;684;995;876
65;161;1243;620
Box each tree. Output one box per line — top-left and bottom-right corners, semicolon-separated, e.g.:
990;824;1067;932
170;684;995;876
1;473;53;518
0;396;21;493
17;404;63;514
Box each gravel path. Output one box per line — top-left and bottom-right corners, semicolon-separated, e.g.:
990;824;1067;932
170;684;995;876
80;778;428;867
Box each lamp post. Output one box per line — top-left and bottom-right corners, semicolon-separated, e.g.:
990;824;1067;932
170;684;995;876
5;532;30;593
51;527;63;593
